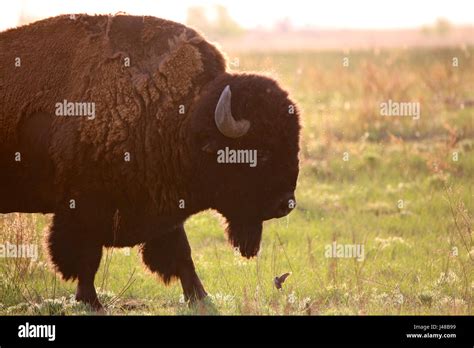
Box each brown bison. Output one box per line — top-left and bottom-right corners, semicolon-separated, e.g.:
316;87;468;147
0;14;300;310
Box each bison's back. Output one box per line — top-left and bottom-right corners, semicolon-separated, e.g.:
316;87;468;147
1;14;223;143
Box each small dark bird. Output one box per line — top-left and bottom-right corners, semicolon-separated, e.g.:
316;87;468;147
274;272;291;290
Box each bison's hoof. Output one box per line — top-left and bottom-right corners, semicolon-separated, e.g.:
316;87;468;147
184;283;208;307
76;291;105;313
187;289;208;305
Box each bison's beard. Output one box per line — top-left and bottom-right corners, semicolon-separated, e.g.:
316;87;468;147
225;220;263;258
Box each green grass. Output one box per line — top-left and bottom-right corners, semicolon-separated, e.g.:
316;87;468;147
0;48;473;315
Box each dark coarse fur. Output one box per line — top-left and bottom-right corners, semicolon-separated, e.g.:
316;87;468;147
0;14;300;303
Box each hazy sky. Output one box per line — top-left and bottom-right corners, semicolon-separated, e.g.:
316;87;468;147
1;0;473;31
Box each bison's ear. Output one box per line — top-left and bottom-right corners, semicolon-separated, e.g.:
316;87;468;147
199;130;225;154
201;139;220;154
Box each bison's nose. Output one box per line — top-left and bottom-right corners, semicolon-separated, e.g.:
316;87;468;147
276;193;296;217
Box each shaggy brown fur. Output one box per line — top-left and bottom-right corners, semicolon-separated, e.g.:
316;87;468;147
0;14;300;310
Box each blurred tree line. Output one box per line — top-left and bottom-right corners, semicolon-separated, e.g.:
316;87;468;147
421;18;453;36
186;5;244;39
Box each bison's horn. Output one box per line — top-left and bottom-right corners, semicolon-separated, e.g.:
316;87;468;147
215;85;250;138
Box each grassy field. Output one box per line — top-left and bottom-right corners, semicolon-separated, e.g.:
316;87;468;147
0;48;473;315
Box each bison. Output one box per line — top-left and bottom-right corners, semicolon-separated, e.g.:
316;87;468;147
0;14;300;310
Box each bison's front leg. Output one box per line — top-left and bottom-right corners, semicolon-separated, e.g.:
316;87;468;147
141;225;207;302
48;206;109;312
74;244;103;311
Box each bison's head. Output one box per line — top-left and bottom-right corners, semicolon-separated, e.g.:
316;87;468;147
189;73;300;258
